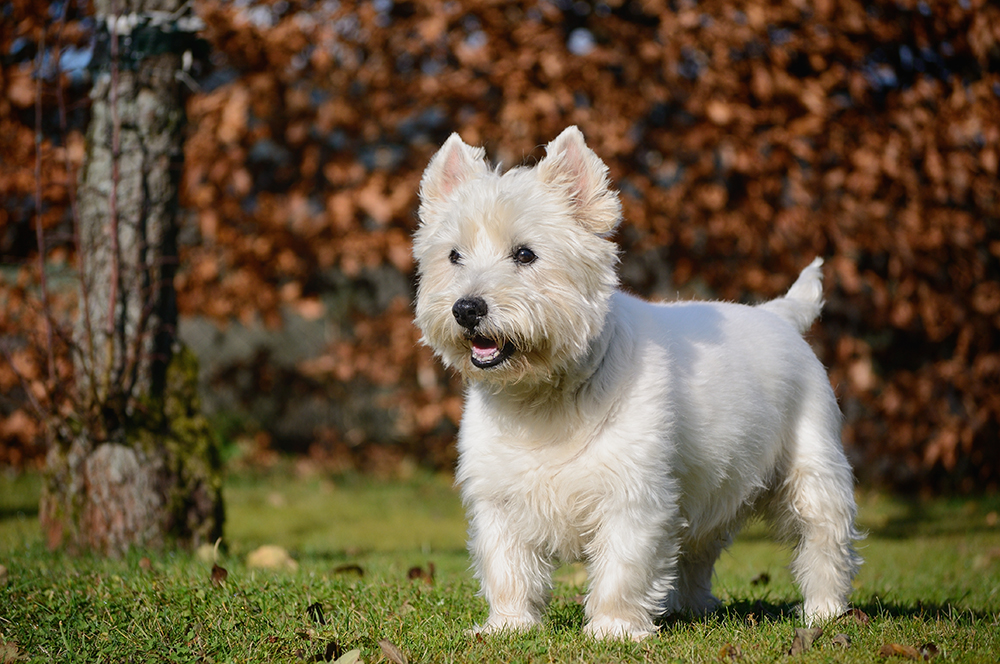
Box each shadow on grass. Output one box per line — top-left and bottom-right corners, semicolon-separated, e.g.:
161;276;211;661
542;596;1000;634
0;504;39;520
851;598;996;623
699;597;996;626
543;598;802;634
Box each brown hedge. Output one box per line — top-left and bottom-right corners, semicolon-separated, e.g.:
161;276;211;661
2;0;999;491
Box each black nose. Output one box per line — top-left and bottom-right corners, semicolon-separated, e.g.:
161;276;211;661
452;297;487;331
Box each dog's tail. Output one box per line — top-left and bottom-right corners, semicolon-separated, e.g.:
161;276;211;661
758;257;825;335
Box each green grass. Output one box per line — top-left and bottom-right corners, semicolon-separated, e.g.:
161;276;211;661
2;468;999;663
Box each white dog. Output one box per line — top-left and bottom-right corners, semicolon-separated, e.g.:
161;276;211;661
412;126;861;640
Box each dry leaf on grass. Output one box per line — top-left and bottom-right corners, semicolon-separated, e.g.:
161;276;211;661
378;639;408;664
406;562;435;585
831;633;852;648
718;642;742;660
246;544;298;571
331;648;362;664
0;639;26;663
788;626;823;655
842;607;871;625
919;643;940;659
210;563;228;587
334;563;365;577
879;643;922;659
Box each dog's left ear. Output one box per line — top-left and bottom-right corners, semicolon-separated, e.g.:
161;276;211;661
537;126;621;236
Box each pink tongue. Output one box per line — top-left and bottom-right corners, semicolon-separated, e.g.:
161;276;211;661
472;337;498;360
473;338;497;351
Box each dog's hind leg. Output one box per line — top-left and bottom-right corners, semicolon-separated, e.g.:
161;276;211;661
666;537;726;617
774;392;862;623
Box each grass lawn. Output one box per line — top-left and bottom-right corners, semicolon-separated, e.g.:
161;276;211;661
1;467;999;663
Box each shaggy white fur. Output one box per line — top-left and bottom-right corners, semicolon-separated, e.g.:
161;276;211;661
413;126;862;640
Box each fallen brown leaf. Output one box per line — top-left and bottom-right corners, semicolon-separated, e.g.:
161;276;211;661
334;563;365;577
919;643;941;659
718;642;742;660
879;643;921;659
378;639;408;664
406;562;435;585
788;626;822;655
332;648;362;664
246;544;298;571
0;639;25;663
843;607;871;625
210;563;228;587
831;633;851;648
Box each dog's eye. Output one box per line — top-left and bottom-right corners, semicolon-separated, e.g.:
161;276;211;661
513;246;536;265
449;249;461;265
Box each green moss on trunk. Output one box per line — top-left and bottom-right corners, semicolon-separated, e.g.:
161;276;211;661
41;345;224;556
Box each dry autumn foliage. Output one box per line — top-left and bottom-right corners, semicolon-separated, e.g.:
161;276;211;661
1;0;999;492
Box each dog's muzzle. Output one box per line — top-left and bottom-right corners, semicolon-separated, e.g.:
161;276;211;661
452;297;515;369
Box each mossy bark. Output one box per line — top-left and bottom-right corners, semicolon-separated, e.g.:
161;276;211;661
39;0;223;556
40;348;224;555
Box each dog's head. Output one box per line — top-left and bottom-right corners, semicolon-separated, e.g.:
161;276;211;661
413;126;621;386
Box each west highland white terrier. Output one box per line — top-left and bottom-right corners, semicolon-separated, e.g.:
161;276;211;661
413;126;862;640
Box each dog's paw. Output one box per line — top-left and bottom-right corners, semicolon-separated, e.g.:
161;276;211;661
583;617;657;641
467;616;540;638
800;598;848;625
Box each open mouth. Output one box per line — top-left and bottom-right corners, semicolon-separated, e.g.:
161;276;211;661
469;335;515;369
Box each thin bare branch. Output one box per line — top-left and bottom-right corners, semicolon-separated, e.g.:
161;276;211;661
54;0;98;408
34;27;56;385
105;1;123;397
0;344;46;423
120;262;177;399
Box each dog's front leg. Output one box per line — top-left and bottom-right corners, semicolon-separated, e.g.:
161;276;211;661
583;506;678;641
468;502;553;635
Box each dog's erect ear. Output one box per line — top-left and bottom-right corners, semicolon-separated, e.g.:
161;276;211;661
537;126;621;236
419;133;489;214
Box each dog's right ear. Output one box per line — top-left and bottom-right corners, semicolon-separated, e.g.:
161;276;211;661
419;133;488;214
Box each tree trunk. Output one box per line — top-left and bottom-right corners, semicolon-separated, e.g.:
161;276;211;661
39;0;223;556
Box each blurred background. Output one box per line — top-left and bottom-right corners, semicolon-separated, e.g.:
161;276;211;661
2;0;998;494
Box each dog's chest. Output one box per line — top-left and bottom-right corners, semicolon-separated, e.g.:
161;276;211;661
462;425;623;559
